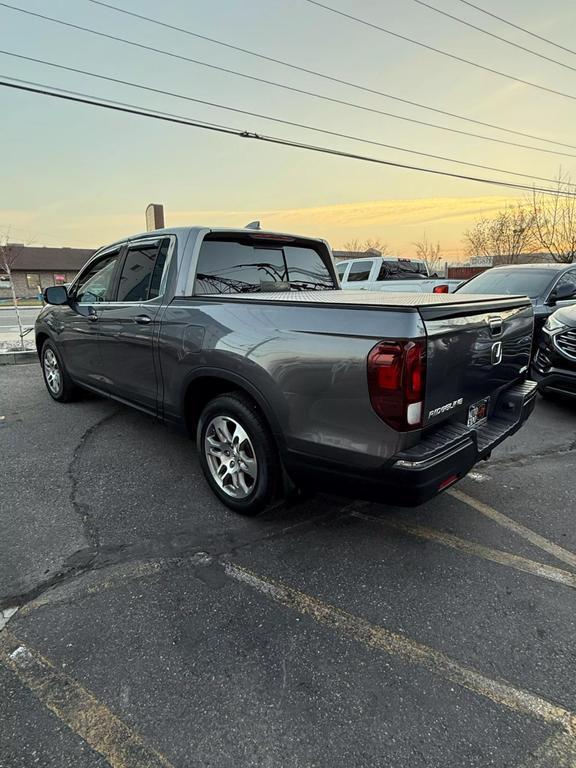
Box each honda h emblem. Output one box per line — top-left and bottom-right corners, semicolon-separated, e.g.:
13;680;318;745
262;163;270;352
491;341;503;365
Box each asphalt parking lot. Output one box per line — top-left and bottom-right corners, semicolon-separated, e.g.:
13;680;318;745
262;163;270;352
1;362;575;768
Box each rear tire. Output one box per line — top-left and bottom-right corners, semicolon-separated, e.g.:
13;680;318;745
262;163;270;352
196;392;282;515
40;340;77;403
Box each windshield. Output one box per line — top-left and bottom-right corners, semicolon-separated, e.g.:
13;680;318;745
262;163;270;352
457;268;555;299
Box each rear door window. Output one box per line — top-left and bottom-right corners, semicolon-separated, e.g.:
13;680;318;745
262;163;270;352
346;260;373;282
195;240;333;294
336;262;348;280
116;239;170;302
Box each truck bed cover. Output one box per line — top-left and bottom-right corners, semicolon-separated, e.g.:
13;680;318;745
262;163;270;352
200;290;529;311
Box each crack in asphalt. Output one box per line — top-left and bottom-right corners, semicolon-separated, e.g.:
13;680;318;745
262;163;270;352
67;409;121;551
0;500;349;613
485;440;576;470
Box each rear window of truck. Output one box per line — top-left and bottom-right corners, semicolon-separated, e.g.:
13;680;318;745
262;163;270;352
194;240;334;294
377;259;427;280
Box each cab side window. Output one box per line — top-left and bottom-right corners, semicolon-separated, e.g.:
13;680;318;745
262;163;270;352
336;262;348;280
116;239;170;302
74;251;121;303
347;260;373;282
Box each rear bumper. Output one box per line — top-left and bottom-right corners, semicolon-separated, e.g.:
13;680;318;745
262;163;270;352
287;380;537;506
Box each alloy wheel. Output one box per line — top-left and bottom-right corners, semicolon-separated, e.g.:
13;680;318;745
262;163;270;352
204;415;258;499
43;348;61;395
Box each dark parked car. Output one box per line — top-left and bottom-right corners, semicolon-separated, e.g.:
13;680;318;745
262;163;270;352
455;263;576;348
532;305;576;399
35;226;536;515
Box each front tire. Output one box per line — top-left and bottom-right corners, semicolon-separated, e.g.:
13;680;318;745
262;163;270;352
196;393;281;515
41;340;77;402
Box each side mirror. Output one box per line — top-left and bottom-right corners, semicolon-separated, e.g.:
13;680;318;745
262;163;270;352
44;285;69;305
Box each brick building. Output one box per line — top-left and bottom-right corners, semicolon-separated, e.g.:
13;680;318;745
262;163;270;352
0;244;95;299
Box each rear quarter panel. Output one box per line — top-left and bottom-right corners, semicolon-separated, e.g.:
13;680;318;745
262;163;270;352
158;297;425;467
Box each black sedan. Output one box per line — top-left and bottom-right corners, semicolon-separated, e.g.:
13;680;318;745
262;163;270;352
455;263;576;346
532;305;576;399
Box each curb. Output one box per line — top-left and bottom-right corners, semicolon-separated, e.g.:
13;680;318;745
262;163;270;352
0;351;37;365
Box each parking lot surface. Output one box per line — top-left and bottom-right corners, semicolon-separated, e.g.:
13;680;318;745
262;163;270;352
1;363;575;767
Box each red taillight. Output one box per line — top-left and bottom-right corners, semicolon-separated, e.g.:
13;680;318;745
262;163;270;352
367;340;426;430
433;284;449;293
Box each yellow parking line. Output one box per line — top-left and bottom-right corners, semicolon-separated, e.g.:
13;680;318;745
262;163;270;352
516;731;576;767
448;489;576;571
225;562;576;736
353;512;576;590
0;631;175;768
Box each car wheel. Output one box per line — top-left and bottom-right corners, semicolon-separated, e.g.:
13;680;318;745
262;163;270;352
41;340;77;402
197;393;281;515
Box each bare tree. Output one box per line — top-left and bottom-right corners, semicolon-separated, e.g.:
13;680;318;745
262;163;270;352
363;237;389;254
463;204;537;263
342;237;390;254
531;172;576;263
342;238;362;253
0;234;26;350
413;235;442;276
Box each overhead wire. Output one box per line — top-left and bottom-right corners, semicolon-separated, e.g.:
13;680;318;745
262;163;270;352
455;0;576;58
85;0;576;152
412;0;576;74
3;49;576;188
1;75;575;197
304;0;576;102
1;2;576;159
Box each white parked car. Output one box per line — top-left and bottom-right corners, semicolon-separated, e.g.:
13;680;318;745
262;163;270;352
336;256;462;293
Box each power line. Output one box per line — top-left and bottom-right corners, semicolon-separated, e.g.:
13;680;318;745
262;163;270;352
2;5;576;162
86;0;576;152
304;0;576;103
413;0;576;74
1;75;575;198
455;0;576;58
4;48;576;188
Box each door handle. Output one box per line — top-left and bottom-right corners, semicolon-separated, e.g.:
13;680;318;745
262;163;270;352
134;314;152;325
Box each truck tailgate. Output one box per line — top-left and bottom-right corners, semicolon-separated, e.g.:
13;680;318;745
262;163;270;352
419;296;533;428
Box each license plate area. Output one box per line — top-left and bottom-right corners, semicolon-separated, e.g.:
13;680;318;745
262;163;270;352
467;397;490;428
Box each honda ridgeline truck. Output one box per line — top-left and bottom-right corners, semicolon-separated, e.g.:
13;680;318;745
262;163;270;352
35;226;537;515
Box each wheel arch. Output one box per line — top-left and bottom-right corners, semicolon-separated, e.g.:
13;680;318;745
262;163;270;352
181;369;285;451
35;331;50;358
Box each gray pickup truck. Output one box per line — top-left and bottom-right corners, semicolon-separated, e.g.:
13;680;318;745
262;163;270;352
35;226;537;515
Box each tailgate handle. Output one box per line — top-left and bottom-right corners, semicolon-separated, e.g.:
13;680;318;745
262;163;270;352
488;317;503;336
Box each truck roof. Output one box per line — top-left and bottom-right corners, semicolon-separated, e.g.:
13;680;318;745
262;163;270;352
105;226;327;248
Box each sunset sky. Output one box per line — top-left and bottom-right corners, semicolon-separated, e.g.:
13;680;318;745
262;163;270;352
1;0;576;259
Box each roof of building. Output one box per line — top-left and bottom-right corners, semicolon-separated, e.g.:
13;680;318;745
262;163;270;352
5;244;95;272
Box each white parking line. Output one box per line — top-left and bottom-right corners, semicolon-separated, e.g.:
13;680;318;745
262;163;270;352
516;731;576;767
0;631;175;768
225;562;576;736
353;512;576;590
448;489;576;571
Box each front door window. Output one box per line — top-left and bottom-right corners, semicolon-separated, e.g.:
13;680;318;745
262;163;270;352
74;251;120;303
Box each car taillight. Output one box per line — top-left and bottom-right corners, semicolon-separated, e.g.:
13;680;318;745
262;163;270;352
367;340;426;430
433;284;449;293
